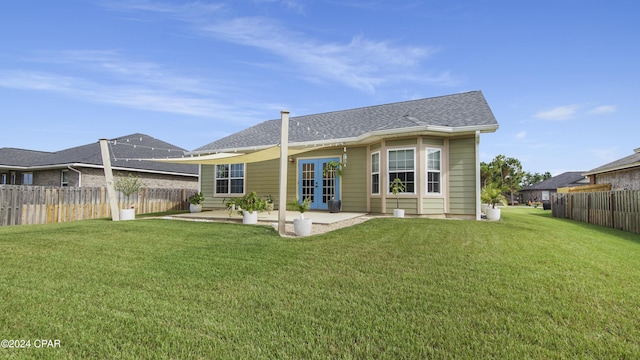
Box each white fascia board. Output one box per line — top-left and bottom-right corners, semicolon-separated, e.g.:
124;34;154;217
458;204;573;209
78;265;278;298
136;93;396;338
1;163;198;178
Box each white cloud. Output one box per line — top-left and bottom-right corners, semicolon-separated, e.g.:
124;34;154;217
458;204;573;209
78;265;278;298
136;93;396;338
104;1;445;93
587;105;617;114
533;104;580;121
515;131;527;139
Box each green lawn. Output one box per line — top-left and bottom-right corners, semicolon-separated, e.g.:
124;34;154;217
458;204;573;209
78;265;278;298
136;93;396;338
1;207;640;359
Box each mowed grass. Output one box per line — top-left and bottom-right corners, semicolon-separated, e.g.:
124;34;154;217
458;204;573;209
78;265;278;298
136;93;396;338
1;208;640;359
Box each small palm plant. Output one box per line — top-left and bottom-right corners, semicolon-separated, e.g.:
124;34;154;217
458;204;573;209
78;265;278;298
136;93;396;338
390;177;405;209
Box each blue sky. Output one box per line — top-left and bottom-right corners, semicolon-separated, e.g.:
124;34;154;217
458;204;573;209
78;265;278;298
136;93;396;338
1;0;638;175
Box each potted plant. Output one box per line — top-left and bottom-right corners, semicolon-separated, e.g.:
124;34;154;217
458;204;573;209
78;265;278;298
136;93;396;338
265;194;275;214
188;191;204;213
481;185;508;221
390;177;405;218
235;191;266;224
288;197;312;236
323;160;343;213
114;173;145;221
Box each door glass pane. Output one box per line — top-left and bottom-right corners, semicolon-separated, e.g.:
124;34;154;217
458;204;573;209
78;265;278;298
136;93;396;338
322;163;336;204
302;163;315;203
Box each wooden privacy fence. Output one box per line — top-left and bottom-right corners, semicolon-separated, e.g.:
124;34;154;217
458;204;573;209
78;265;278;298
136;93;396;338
551;190;640;234
0;185;191;226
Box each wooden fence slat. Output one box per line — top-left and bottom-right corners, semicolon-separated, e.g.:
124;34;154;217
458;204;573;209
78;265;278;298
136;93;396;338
552;190;640;235
0;185;190;226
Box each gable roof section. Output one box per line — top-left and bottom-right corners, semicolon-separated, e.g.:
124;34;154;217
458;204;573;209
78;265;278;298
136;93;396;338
583;148;640;176
193;91;498;154
521;172;588;191
0;133;198;176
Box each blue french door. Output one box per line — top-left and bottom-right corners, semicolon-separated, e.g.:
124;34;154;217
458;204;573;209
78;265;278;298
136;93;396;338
298;158;341;210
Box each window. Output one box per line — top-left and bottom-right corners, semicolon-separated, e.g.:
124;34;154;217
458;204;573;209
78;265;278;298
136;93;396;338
215;164;244;194
426;148;441;194
371;152;380;194
0;173;6;184
22;172;34;185
388;149;415;193
61;170;69;187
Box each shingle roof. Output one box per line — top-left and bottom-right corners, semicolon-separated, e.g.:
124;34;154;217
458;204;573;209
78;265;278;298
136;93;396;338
584;148;640;175
193;90;498;153
0;133;198;175
521;172;588;191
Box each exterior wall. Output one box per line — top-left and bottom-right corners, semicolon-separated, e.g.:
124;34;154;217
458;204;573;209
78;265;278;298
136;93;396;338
340;146;367;212
1;167;197;189
199;134;481;219
448;137;477;216
595;168;640;190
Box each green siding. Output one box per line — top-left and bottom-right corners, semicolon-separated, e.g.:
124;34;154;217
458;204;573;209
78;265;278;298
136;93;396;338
370;198;382;213
386;198;418;214
386;138;417;147
341;146;367;211
448;137;476;215
422;137;444;146
422;197;445;214
370;142;382;150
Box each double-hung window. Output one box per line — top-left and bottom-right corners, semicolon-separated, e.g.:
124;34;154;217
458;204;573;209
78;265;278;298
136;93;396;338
426;148;441;194
388;149;415;193
215;164;244;195
22;172;33;185
371;152;380;195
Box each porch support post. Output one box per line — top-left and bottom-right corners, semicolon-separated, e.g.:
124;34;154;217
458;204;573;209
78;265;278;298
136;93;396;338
100;139;120;221
475;130;481;220
278;110;290;235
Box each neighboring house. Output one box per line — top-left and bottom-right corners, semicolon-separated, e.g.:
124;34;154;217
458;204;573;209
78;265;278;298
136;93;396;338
583;148;640;190
519;171;589;203
0;133;198;189
174;91;499;219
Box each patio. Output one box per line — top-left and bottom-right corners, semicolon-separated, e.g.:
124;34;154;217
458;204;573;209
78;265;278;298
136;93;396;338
161;210;371;236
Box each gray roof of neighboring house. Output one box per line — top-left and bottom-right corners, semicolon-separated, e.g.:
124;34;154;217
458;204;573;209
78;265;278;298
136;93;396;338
0;133;198;175
521;172;588;191
583;148;640;175
193;90;498;153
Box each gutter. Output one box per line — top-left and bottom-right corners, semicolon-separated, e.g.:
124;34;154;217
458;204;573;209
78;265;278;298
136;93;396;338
67;165;82;187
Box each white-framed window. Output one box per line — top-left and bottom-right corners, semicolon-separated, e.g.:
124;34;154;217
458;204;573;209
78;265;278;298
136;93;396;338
22;172;33;185
388;148;415;193
0;173;7;184
215;164;244;195
371;151;380;195
426;148;442;194
61;170;69;187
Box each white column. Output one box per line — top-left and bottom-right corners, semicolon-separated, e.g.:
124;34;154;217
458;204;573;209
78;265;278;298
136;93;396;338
278;110;290;235
100;139;120;221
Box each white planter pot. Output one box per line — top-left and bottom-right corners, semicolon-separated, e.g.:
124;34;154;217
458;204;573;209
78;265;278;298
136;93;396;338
242;210;258;224
119;208;135;221
486;207;501;221
393;209;405;218
481;203;489;214
189;203;202;213
293;217;313;236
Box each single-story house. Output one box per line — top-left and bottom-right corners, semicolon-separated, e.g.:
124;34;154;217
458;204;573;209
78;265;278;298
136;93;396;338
0;133;198;189
519;171;590;203
583;148;640;190
170;91;498;219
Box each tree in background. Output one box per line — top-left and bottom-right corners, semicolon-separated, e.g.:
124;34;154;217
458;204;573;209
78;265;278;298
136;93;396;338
481;155;530;205
521;171;552;187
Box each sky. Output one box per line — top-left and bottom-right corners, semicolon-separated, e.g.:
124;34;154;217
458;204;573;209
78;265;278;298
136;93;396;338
1;0;638;175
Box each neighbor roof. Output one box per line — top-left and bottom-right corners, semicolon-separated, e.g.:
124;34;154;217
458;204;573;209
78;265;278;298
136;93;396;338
0;133;198;176
583;148;640;176
193;90;498;154
521;172;588;191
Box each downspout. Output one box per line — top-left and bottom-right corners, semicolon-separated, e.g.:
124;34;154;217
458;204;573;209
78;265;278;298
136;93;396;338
475;131;481;220
68;165;82;187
